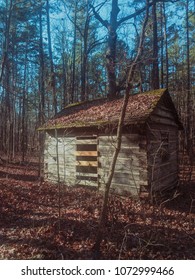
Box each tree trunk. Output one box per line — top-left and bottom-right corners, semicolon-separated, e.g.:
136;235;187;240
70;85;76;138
71;3;77;103
81;15;89;101
38;4;45;178
185;0;193;173
163;2;169;88
22;42;28;162
93;0;150;258
106;0;120;98
46;0;57;114
151;0;159;90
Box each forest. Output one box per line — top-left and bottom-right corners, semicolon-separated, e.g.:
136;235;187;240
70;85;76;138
0;0;195;260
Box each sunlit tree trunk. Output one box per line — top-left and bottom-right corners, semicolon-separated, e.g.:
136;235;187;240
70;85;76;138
93;0;150;258
38;4;45;178
151;0;159;90
46;0;57;114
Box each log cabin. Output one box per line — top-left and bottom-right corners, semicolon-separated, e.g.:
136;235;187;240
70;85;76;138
39;89;183;200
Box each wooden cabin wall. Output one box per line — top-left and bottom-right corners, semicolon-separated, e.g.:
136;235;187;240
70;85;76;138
44;131;148;196
44;133;76;185
147;104;179;198
75;136;98;187
98;134;148;196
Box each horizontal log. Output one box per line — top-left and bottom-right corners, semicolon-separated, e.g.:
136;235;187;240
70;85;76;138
118;177;141;186
46;149;75;156
75;151;98;156
148;116;178;127
76;172;98;178
76;155;97;161
99;135;140;145
99;183;140;196
76;144;97;151
76;160;98;167
64;157;76;164
98;144;139;151
139;179;148;186
148;154;178;166
112;175;140;185
64;165;76;171
99;168;139;174
76;165;97;174
154;103;179;115
99;158;140;170
76;179;98;187
150;112;176;123
149;140;178;145
140;170;148;181
148;133;178;142
76;175;98;182
151;171;178;185
65;175;76;181
151;177;178;193
99;154;140;162
76;139;97;144
99;146;142;157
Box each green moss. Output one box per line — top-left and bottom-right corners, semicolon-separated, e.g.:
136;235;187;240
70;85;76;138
38;119;111;131
64;97;107;109
64;101;86;109
38;89;168;131
144;88;167;96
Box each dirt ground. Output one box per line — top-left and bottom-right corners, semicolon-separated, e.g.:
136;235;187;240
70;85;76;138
0;159;194;260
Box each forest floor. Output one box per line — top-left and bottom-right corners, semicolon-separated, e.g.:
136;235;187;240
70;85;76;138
0;158;195;260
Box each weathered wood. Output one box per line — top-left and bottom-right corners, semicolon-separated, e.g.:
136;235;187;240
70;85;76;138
151;176;178;192
99;135;140;146
112;175;139;186
76;160;98;167
76;174;98;182
140;170;148;182
76;165;97;174
99;158;140;171
76;172;98;178
75;151;98;156
76;179;98;187
44;90;180;200
149;115;178;127
99;147;140;157
76;139;97;144
99;143;139;150
77;144;97;151
110;183;139;196
76;155;97;161
146;103;179;197
151;164;177;181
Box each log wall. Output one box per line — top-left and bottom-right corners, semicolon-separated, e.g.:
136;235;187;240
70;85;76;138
43;93;180;200
44;132;148;196
44;134;76;185
147;102;179;198
75;136;98;187
98;134;148;196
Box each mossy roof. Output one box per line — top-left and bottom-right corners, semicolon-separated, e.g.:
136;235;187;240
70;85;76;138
38;89;181;130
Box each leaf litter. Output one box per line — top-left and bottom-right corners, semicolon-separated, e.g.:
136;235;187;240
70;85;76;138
0;161;194;259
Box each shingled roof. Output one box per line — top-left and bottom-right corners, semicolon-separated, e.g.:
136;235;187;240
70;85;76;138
39;89;181;130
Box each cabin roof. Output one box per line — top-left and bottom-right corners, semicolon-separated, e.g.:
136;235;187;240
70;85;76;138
39;89;182;130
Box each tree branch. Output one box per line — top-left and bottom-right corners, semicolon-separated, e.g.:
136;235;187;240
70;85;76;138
117;0;179;28
93;0;150;259
89;3;109;29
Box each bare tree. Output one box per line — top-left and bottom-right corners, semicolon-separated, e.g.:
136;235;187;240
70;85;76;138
46;0;57;114
93;0;150;258
91;0;153;98
151;0;160;89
